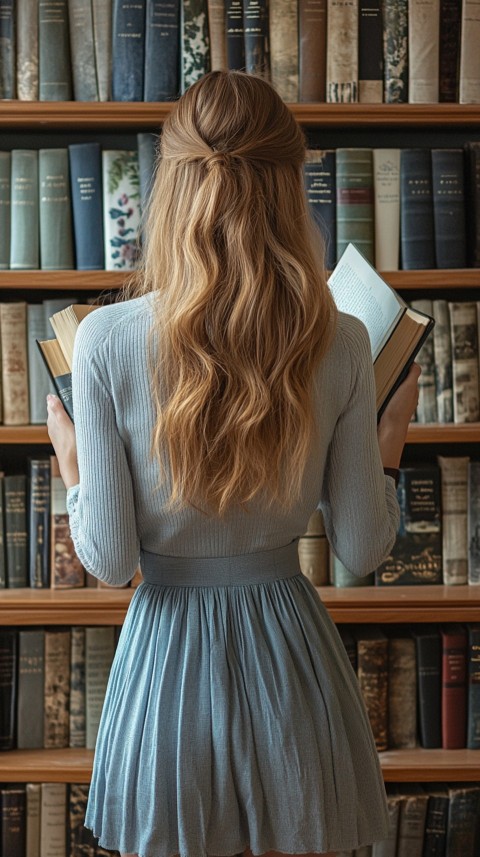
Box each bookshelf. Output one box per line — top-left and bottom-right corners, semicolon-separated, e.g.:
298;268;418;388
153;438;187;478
1;100;479;800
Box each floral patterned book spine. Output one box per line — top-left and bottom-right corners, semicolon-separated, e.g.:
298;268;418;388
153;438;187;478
102;150;141;271
383;0;408;103
181;0;211;91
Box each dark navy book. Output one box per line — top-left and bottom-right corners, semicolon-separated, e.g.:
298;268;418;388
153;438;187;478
68;143;104;270
144;0;180;100
112;0;146;101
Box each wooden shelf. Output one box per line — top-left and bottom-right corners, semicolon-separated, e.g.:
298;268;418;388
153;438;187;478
0;746;477;783
317;585;480;623
0;588;133;625
0;426;51;443
1;101;480;129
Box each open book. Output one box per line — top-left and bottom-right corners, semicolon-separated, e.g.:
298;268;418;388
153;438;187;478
328;244;435;418
37;304;97;421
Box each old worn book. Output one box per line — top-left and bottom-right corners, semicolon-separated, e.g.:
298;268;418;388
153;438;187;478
400;148;435;269
10;149;39;269
27;304;50;424
38;0;73;100
5;474;28;588
328;243;435;417
467;623;480;749
432;299;453;423
243;0;269;80
0;301;29;425
92;0;112;101
396;786;429;857
382;0;408;103
270;0;298;101
102;149;142;270
438;455;469;585
50;455;85;587
336;149;374;263
0;0;15;98
43;628;71;748
359;0;382;102
39;148;74;270
441;623;467;749
353;625;388;751
86;626;116;748
459;0;480;103
408;0;440;103
0;628;17;749
68;0;99;100
465;142;480;267
1;787;26;856
439;0;461;101
422;784;449;857
304;149;336;271
412;625;441;748
0;151;10;269
326;0;358;102
28;457;51;588
112;0;146;100
69;783;98;854
207;0;227;71
145;0;181;100
449;302;480;423
431;149;467;268
17;0;39;100
410;299;437;423
468;461;480;585
0;472;6;588
181;0;211;89
26;782;41;857
70;625;86;748
373;148;401;271
299;0;326;102
40;783;67;857
371;792;402;856
446;783;480;855
386;627;417;749
226;0;244;70
17;628;45;749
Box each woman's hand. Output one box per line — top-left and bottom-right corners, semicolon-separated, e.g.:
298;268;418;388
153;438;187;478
46;394;79;490
377;362;422;469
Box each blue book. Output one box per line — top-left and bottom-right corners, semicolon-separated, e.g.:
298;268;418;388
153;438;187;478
0;0;15;98
144;0;180;100
69;143;104;270
304;149;336;271
112;0;146;101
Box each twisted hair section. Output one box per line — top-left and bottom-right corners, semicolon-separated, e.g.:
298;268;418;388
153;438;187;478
126;71;337;514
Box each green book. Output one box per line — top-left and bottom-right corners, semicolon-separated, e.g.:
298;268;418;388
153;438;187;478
39;149;74;270
336;148;374;264
10;150;39;270
0;152;10;269
39;0;73;100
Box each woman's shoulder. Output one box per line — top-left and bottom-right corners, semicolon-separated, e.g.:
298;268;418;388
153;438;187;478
74;296;150;356
331;311;372;365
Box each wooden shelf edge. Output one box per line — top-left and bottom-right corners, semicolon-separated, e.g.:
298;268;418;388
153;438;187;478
0;588;134;625
0;749;94;783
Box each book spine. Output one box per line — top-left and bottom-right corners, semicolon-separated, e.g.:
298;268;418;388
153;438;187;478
38;0;73;100
298;535;329;585
226;0;244;69
39;148;74;270
10;150;39;270
422;793;448;857
438;455;469;585
441;624;467;749
0;0;15;99
4;474;28;587
102;150;142;271
356;631;388;751
371;795;401;856
44;629;71;748
16;0;39;100
382;0;408;103
400;148;435;269
70;625;86;747
269;0;298;101
468;462;480;585
448;301;480;423
40;783;67;857
242;0;269;80
331;553;374;587
431;148;467;268
0;629;17;750
336;148;374;263
137;132;157;215
467;624;480;748
1;788;26;856
68;0;99;100
396;793;429;857
410;299;437;423
0;474;6;588
326;0;358;103
26;782;41;857
304;149;336;271
372;148;400;271
408;0;440;103
112;0;146;100
68;782;97;853
68;142;105;270
465;142;480;268
0;151;11;270
182;0;211;89
432;299;453;423
0;301;29;424
207;0;227;70
92;0;113;101
144;0;181;100
27;304;50;424
459;0;480;104
439;0;461;102
387;635;417;749
414;627;441;748
446;785;480;856
28;457;51;588
86;626;116;748
50;456;85;587
17;629;45;749
358;0;383;103
298;0;326;102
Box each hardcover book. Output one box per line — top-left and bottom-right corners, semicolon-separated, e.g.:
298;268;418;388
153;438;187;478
299;0;326;102
438;455;469;586
26;782;41;857
408;0;440;103
102;149;141;271
112;0;146;100
68;0;99;100
144;0;180;101
410;299;437;423
441;623;467;749
0;628;17;750
39;148;74;271
465;142;480;267
17;628;45;749
1;787;26;856
412;624;441;748
16;0;39;100
182;0;211;89
395;784;429;857
38;0;73;100
467;461;480;585
86;626;116;748
40;783;67;857
0;472;6;588
51;455;85;587
68;142;105;270
372;148;400;272
304;149;336;271
70;625;86;747
207;0;227;71
0;301;30;425
353;625;388;752
5;474;28;588
431;149;467;268
336;148;374;263
448;302;480;423
10;150;39;270
92;0;113;101
386;628;417;749
467;623;480;749
459;0;480;103
28;457;51;588
439;0;461;101
327;243;435;417
400;149;435;270
358;0;383;103
27;304;50;424
43;628;71;748
326;0;358;102
432;299;453;423
225;0;244;70
422;784;449;857
0;151;11;269
243;0;269;80
0;0;15;99
269;0;298;101
446;783;480;854
382;0;408;103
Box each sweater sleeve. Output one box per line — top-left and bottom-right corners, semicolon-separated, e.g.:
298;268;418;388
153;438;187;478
319;318;400;577
66;313;140;585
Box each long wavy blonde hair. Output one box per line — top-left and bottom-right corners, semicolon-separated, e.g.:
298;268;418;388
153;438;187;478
128;71;337;514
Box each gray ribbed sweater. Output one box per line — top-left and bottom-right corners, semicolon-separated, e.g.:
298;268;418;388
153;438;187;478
66;296;400;585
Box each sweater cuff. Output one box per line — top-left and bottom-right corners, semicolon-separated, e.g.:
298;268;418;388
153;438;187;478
66;483;80;516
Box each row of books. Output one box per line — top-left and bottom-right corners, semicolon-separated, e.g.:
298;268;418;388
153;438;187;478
2;1;480;106
338;623;480;752
0;781;117;857
302;459;480;588
0;138;157;273
0;625;121;752
305;145;480;271
340;782;480;857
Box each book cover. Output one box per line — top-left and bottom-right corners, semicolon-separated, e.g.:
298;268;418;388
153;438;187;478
422;784;449;857
382;0;408;103
38;0;73;100
112;0;146;100
467;461;480;585
441;623;467;749
28;457;51;588
69;142;105;270
439;0;461;101
395;785;429;857
304;149;336;271
17;628;45;749
243;0;269;80
358;0;383;103
0;0;15;99
354;625;388;751
0;628;17;750
102;150;141;270
92;0;113;101
373;148;400;272
144;0;181;100
412;624;441;748
400;148;435;270
269;0;298;101
43;627;71;748
465;142;480;267
0;151;11;269
432;299;453;423
467;623;480;749
27;304;50;424
5;474;28;587
225;0;245;70
431;149;467;269
137;132;158;216
371;792;401;856
68;0;99;100
336;148;374;263
446;783;480;855
326;0;358;103
86;626;116;748
207;0;227;71
51;455;85;587
449;302;480;423
0;301;30;425
68;783;98;854
10;150;39;270
408;0;440;103
299;0;326;102
410;299;437;423
26;782;41;857
39;148;74;270
70;625;86;748
438;455;469;586
0;787;26;856
386;628;417;749
459;0;480;104
16;0;39;100
182;0;211;90
40;783;67;857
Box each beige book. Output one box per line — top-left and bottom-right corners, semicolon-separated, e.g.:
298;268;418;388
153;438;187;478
448;301;480;423
0;301;29;425
408;0;440;102
40;782;67;857
438;455;469;585
459;0;480;103
43;628;71;748
207;0;227;70
373;149;400;271
26;782;41;857
326;0;358;103
270;0;299;102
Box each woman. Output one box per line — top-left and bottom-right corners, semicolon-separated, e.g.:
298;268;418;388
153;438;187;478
47;71;420;857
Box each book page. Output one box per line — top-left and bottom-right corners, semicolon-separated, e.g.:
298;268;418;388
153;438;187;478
328;244;404;358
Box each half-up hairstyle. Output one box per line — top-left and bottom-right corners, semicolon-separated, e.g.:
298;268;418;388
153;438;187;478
128;70;337;514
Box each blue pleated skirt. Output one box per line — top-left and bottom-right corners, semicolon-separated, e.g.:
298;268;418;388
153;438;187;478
84;542;389;857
